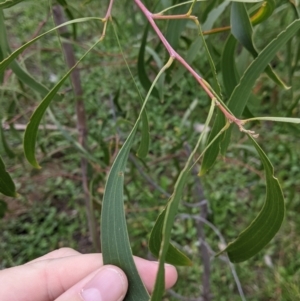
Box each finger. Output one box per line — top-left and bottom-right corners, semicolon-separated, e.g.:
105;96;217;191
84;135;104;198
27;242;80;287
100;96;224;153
131;257;178;292
0;253;104;301
25;248;81;265
0;252;177;301
56;265;128;301
56;259;177;301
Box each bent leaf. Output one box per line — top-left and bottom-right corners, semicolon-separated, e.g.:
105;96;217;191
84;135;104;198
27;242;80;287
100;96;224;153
149;209;192;266
151;99;216;301
251;0;276;26
231;2;289;89
228;20;300;116
101;58;173;301
101;127;149;301
23;40;100;168
0;155;17;197
200;19;300;175
0;11;63;101
219;135;285;262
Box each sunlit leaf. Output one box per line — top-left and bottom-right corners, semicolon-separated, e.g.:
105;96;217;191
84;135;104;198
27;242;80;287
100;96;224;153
219;134;285;262
0;155;17;197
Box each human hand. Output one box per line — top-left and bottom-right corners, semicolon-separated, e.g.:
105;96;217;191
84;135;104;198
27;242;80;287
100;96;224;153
0;248;177;301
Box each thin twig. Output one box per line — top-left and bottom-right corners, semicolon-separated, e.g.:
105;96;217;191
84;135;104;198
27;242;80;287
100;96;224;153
168;289;203;301
185;144;211;301
134;0;255;136
178;214;246;301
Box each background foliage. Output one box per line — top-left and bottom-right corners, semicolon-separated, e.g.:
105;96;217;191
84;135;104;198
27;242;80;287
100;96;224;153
1;0;300;300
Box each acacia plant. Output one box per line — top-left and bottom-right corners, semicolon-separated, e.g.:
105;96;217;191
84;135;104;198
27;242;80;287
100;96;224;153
1;0;300;300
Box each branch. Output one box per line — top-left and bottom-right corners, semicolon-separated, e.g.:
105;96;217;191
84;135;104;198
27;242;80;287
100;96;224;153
134;0;250;134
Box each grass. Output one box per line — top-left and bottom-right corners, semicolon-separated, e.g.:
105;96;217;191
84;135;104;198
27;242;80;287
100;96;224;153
1;0;300;300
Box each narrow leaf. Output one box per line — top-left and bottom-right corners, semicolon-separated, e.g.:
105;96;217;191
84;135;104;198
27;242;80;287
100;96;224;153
137;24;160;99
0;11;63;101
0;17;102;75
219;135;285;262
221;34;239;96
170;0;230;87
101;128;149;301
112;21;150;159
56;0;77;39
23;40;100;168
101;58;173;301
0;155;17;197
201;19;300;174
0;0;26;9
170;36;202;87
202;1;230;32
47;109;100;163
0;124;15;158
151;100;216;300
244;116;300;123
231;2;289;89
198;22;222;96
149;209;192;266
165;5;188;49
199;112;226;176
251;0;276;26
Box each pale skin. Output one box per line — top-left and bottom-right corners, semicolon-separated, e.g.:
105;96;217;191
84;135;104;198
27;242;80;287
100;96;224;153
0;248;178;301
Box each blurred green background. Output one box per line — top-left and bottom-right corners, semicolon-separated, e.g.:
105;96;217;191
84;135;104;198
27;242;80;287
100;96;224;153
1;0;300;300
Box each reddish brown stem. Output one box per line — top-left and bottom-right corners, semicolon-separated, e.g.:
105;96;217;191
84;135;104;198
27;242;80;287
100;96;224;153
134;0;244;130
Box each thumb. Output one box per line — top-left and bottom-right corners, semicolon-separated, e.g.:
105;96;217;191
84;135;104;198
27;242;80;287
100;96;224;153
56;265;128;301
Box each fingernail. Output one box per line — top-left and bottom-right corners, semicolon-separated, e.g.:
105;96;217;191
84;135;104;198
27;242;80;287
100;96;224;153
80;267;128;301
